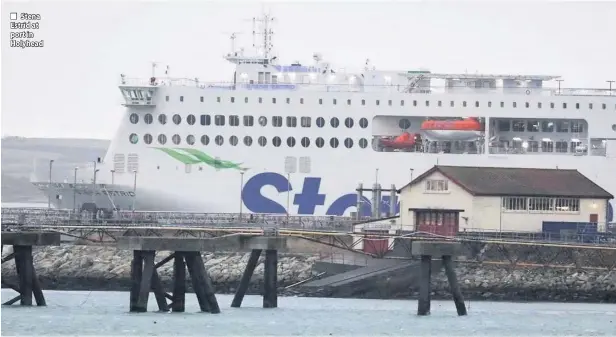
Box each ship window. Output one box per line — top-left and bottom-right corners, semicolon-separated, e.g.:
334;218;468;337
556;121;569;132
259;116;267;126
272;136;281;147
542;141;553;152
143;134;153;144
513;102;517;108
512;120;525;132
589;103;593;109
348;99;352;105
172;134;181;145
245;97;248;103
330;138;339;148
500;102;504;108
231;97;235;103
242;136;252;146
497;120;510;131
425;100;429;107
571;121;584;133
388;100;392;106
344;138;353;148
215;115;225;126
541;121;554;132
215;135;224;146
570;141;582;152
316;117;325;128
575;103;580;109
258;97;263;103
301;117;311;127
555;141;567;153
286;98;290;104
401;100;405;106
550;102;555;108
527;141;539;152
180;96;184;102
258;136;267;147
602;103;606;109
157;134;167;145
144;113;153;124
376;100;380;106
300;98;304;104
229;115;240;126
413;100;417;107
273;116;282;127
319;98;323;105
563;102;567;109
475;101;479;108
203;96;206;103
399;119;411;129
362;99;366;106
450;101;454;107
129;133;138;144
316;137;325;148
158;114;167;125
330;117;340;128
300;137;310;148
272;98;277;104
359;118;369;128
344;117;354;128
538;102;542;109
527;120;540;132
524;102;529;108
201;135;209;145
187;114;196;125
230;136;238;146
172;114;182;125
243;115;254;126
287;137;296;147
487;101;492;108
286;116;297;127
359;138;368;149
333;99;337;105
200;114;211;126
462;101;467;107
129;113;139;124
186;135;195;145
438;100;442;107
166;96;170;102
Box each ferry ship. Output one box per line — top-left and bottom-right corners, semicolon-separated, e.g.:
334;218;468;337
34;13;616;222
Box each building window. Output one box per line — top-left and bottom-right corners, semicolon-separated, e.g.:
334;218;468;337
529;197;554;211
554;198;580;212
425;179;448;192
502;197;527;211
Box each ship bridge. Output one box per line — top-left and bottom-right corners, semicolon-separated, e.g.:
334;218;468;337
118;74;158;107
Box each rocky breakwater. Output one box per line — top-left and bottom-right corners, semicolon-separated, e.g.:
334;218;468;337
1;245;318;295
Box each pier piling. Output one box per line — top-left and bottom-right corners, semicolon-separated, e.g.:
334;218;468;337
411;241;467;316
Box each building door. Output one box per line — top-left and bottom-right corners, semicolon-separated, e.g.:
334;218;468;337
589;214;598;223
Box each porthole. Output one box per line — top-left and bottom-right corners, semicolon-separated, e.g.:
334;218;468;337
157;134;167;145
258;136;267;147
144;134;153;144
301;137;310;148
359;118;368;128
330;138;339;148
272;136;281;147
230;136;238;146
129;133;139;144
158;114;167;125
187;114;196;125
172;114;182;125
201;135;210;145
316;117;325;128
287;137;296;147
144;114;153;124
612;124;616;131
399;119;411;129
244;136;253;146
259;116;267;126
215;135;224;146
172;134;181;145
129;113;139;124
186;135;195;145
359;138;368;148
344;138;353;148
344;117;354;128
330;117;340;128
316;137;324;148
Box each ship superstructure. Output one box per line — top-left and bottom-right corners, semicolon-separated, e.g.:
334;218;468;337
35;13;616;225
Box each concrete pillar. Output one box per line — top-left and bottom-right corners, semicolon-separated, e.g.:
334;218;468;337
231;249;262;308
263;249;278;308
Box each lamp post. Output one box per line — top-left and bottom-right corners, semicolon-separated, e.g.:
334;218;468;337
110;169;115;185
48;159;54;209
132;170;138;211
239;170;245;221
73;167;78;213
92;161;99;205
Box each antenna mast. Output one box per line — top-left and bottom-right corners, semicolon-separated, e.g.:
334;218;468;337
252;12;275;59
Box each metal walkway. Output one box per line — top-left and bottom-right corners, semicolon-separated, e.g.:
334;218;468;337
301;260;417;288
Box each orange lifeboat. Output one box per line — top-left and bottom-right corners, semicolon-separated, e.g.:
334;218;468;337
380;132;420;149
420;117;484;141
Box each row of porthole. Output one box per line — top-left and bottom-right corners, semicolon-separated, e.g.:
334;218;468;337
129;133;370;149
129;113;370;129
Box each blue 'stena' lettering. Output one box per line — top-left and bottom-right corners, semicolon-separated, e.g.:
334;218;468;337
242;172;401;216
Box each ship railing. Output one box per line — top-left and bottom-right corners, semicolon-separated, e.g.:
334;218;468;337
457;226;616;246
487;145;594;156
118;77;616;97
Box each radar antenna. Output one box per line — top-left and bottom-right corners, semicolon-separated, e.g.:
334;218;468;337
251;11;275;59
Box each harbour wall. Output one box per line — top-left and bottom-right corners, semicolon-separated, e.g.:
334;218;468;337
2;244;615;303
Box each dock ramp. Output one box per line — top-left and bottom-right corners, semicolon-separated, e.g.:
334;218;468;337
301;259;417;288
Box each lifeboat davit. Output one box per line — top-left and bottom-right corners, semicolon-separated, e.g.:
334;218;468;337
420;117;484;141
380;132;419;149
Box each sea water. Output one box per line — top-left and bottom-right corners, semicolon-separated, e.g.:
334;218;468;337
1;290;614;336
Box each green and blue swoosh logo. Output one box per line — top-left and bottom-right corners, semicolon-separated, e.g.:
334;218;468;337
153;148;247;171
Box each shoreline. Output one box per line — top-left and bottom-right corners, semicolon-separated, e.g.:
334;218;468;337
2;245;615;304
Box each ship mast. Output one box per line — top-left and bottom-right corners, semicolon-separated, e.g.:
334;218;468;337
252;12;275;59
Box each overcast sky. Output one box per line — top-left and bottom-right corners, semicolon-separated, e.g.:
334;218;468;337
2;0;615;139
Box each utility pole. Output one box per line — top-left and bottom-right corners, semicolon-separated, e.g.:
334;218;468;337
48;159;54;209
